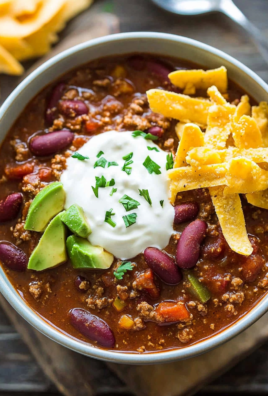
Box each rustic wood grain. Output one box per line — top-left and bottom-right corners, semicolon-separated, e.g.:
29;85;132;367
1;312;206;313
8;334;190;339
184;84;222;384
1;0;268;395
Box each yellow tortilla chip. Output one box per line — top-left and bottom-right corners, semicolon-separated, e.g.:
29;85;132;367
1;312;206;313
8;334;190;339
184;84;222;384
224;157;268;195
0;43;23;74
182;83;196;95
187;147;268;167
247;189;268;210
175;122;186;140
205;103;235;149
169;66;227;93
233;95;251;123
207;85;226;105
210;186;253;256
0;0;65;38
252;102;268;147
168;164;227;202
174;123;204;168
10;0;42;17
147;89;212;127
232;115;264;149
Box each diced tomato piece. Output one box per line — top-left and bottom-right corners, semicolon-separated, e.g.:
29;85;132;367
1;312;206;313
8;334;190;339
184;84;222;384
156;302;190;322
5;162;34;179
202;265;229;294
134;269;160;299
101;272;115;287
23;172;40;185
73;135;90;149
202;231;226;260
85;119;101;133
241;254;264;282
39;168;52;182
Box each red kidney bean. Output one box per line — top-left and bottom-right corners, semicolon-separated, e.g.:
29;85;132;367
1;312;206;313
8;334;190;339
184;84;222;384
0;242;28;271
0;193;23;222
144;247;182;285
176;219;207;269
74;276;90;292
146;60;172;81
70;308;115;348
146;126;164;139
46;82;66;125
202;230;226;261
58;100;88;117
128;55;146;70
29;130;74;156
174;202;199;225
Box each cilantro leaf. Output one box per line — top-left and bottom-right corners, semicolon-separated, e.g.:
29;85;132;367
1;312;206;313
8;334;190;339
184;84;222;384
143;156;161;175
147;146;159;152
166;153;174;171
119;194;140;211
105;208;116;228
160;200;164;207
110;188;117;196
122;152;133;175
72;153;89;161
123;213;137;228
94;157;107;168
139;189;152;206
91;176;115;197
114;262;134;280
97;151;104;158
132;130;158;141
108;161;119;167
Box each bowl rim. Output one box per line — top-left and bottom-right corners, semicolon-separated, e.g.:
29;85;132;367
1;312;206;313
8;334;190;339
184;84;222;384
1;31;268;365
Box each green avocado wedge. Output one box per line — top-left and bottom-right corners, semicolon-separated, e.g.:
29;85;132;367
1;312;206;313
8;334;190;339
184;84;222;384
61;204;91;238
25;182;65;232
67;235;114;269
28;213;67;271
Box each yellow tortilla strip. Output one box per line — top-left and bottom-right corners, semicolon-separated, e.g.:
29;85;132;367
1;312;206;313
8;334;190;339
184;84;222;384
147;89;212;126
169;66;227;93
224;157;268;195
174;123;204;168
175;122;186;140
207;85;226;105
168;164;227;202
232;115;264;149
186;146;268;166
0;43;23;74
247;190;268;210
233;95;251;123
10;0;42;17
210;186;253;256
252;102;268;147
0;0;65;38
204;103;235;149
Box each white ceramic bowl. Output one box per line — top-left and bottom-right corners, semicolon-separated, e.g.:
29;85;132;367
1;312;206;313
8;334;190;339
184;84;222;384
1;32;268;365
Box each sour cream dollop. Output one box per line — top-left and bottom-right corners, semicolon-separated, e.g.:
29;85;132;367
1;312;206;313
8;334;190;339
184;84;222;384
61;131;174;259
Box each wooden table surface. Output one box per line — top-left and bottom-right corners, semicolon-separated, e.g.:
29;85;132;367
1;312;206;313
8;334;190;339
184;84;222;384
1;0;268;395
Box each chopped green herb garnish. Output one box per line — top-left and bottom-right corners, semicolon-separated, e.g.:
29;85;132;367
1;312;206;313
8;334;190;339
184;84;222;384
72;153;89;161
143;156;161;175
122;152;133;175
160;200;164;207
123;213;137;228
108;161;119;167
105;208;116;228
147;146;159;152
119;194;140;211
114;262;133;280
139;189;152;206
122;152;133;161
166;153;174;171
94;157;107;168
110;188;117;196
97;151;104;158
91;176;115;197
132;130;158;141
106;178;115;187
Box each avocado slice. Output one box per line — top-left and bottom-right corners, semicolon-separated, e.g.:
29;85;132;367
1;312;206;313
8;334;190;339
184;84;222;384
67;235;114;269
25;182;65;232
61;204;91;238
28;213;67;271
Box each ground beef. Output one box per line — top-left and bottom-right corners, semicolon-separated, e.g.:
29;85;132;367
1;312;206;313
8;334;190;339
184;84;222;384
222;292;245;304
51;154;67;179
10;139;29;161
137;301;158;321
116;285;129;300
231;277;243;290
177;328;194;344
11;221;31;245
133;317;146;331
29;281;43;300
